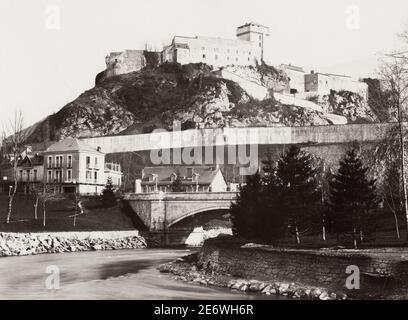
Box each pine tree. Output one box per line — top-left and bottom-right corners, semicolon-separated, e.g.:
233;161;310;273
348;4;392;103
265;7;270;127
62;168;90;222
260;156;287;243
230;171;264;240
328;149;378;248
102;177;116;207
276;145;320;244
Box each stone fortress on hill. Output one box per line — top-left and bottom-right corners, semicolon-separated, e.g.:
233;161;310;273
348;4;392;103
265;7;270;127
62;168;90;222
104;22;368;99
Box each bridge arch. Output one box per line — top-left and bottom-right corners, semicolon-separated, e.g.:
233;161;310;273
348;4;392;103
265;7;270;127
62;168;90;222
167;205;231;228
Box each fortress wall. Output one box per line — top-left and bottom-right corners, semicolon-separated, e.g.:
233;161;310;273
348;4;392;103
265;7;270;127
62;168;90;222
81;123;391;155
105;50;146;78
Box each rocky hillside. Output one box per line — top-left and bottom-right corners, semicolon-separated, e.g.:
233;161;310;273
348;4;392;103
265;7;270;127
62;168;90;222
22;62;378;144
313;90;378;123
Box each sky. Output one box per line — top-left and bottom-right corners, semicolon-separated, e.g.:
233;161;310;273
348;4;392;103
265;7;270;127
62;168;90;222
1;0;408;130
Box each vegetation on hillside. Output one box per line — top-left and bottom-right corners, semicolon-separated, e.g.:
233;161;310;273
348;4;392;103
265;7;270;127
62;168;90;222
21;61;378;144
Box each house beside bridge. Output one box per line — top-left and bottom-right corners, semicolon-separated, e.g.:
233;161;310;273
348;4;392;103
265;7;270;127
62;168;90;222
135;166;229;193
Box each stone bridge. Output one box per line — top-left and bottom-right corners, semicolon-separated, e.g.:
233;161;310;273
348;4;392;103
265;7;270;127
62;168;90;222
124;192;237;232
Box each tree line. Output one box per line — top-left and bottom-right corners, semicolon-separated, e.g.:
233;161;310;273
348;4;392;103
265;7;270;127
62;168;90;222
230;146;378;248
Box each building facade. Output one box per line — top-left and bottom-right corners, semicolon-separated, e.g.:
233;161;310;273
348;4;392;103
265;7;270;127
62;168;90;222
105;22;270;77
136;166;228;193
279;64;306;94
305;71;368;98
105;50;146;78
1;138;122;195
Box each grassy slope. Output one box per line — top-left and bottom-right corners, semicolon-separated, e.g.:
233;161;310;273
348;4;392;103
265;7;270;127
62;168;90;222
0;195;136;233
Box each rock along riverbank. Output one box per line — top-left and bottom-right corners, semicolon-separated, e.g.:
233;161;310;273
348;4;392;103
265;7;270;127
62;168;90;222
159;236;408;300
158;253;347;300
0;231;146;257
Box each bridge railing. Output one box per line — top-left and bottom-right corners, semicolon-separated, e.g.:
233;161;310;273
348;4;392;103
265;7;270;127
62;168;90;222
124;191;238;201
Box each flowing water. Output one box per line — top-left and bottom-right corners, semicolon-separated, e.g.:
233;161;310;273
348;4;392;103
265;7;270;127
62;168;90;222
0;249;281;300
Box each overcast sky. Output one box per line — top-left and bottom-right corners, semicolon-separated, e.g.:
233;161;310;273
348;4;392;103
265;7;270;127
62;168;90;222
1;0;408;130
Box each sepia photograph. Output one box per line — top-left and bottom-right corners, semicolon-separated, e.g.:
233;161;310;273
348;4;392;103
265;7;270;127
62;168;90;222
1;0;408;311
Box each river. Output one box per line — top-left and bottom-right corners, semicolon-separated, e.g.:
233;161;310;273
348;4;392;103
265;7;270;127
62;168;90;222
0;249;280;300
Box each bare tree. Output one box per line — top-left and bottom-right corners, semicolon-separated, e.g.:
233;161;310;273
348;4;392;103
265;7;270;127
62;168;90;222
29;183;42;220
378;44;408;240
2;111;26;224
37;183;60;227
72;190;83;227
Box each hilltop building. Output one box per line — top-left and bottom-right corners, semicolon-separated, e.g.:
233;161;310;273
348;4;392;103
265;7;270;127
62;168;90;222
304;71;368;99
105;50;146;78
162;22;269;67
105;22;269;76
103;23;368;99
279;64;306;94
135;166;228;193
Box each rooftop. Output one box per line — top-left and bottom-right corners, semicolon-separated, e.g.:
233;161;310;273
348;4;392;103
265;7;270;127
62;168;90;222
141;166;223;186
44;137;103;154
237;22;269;29
280;64;305;73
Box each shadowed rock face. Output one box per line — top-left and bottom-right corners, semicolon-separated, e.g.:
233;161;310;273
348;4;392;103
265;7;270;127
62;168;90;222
22;62;378;145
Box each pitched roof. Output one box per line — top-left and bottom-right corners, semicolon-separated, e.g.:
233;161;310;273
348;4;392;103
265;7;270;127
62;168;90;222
44;137;103;154
17;154;44;167
141;166;223;186
237;22;269;29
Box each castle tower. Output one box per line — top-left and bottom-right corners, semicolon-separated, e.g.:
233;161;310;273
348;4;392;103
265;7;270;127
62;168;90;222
236;22;270;61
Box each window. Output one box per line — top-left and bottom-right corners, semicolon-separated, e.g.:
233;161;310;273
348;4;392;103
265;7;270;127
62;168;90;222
48;156;52;168
67;155;72;168
201;46;205;50
259;35;262;40
95;157;98;168
19;170;23;181
202;54;206;59
187;167;193;177
54;170;61;183
86;170;91;181
26;170;30;182
215;54;218;60
67;169;72;182
47;171;52;183
249;51;251;55
259;42;261;47
86;156;90;169
94;171;97;182
55;155;63;168
33;170;37;182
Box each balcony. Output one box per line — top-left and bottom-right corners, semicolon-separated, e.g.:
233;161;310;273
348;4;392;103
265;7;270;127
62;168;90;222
47;163;63;169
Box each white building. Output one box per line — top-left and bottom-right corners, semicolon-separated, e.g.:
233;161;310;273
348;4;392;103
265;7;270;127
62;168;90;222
279;64;306;94
162;22;269;68
105;23;270;77
305;71;368;98
42;138;122;195
136;166;227;193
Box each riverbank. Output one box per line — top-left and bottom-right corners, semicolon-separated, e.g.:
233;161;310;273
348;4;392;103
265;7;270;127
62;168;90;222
0;231;146;257
159;252;347;300
158;236;408;300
